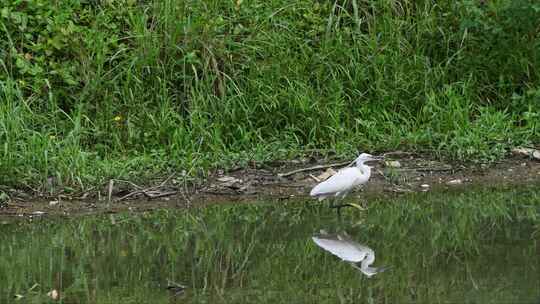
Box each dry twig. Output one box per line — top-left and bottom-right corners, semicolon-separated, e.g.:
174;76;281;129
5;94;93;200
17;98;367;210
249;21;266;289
107;179;114;203
278;161;351;178
114;173;179;202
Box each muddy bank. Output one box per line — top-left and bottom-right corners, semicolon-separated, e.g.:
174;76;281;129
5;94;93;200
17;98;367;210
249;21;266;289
1;154;539;218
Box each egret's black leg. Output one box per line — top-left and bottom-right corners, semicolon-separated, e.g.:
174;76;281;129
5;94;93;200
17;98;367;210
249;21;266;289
336;203;342;218
328;199;342;218
330;203;356;219
330;201;366;212
330;203;355;209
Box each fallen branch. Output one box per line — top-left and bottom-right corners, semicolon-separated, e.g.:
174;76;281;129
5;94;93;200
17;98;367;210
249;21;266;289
114;174;179;202
116;188;179;201
401;166;454;172
278;161;351;178
116;190;143;202
143;190;178;199
157;172;176;188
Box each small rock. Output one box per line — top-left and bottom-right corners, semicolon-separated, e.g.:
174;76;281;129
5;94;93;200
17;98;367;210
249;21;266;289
446;179;463;186
49;200;59;206
420;184;430;188
47;289;59;301
512;147;540;160
32;211;46;216
385;160;401;168
512;147;531;156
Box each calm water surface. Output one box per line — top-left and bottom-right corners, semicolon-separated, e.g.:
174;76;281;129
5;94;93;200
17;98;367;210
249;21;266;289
1;186;539;303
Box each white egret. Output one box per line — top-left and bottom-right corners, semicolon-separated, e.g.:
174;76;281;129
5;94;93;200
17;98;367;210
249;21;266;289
312;231;389;278
310;153;381;211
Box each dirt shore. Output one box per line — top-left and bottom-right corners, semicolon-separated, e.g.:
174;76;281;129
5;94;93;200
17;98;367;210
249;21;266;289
1;154;539;219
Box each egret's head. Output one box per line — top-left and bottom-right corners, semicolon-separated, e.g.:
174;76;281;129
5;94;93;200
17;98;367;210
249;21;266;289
361;266;391;278
355;153;382;165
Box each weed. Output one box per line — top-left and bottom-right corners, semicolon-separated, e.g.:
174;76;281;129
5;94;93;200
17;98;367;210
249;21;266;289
0;0;539;190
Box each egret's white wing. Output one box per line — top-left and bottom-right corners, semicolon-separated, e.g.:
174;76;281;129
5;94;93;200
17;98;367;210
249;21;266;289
310;167;360;197
312;236;366;262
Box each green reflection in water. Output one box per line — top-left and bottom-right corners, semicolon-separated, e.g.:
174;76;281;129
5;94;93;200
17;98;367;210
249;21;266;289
1;186;539;303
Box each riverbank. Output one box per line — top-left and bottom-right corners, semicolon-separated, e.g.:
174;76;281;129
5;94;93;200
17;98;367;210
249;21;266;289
1;153;539;218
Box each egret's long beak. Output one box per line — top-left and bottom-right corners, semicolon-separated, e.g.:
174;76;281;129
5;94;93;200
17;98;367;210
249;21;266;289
377;265;392;273
366;156;383;163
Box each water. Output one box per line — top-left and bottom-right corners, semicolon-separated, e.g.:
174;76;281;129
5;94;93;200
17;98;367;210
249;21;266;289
1;186;539;303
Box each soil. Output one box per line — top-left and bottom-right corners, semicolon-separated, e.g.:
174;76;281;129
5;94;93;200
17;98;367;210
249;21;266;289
1;153;539;219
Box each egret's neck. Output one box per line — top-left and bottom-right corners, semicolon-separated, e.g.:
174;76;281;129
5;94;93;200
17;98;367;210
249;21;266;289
360;251;375;269
361;267;378;278
357;161;371;176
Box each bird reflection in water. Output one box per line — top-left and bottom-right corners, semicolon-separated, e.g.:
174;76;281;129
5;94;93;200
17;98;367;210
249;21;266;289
312;230;390;278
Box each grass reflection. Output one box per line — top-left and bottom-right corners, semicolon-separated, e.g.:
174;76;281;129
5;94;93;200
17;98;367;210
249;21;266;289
0;186;539;303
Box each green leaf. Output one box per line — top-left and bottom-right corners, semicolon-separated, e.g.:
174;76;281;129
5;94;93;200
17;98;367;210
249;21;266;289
15;57;26;69
0;7;9;18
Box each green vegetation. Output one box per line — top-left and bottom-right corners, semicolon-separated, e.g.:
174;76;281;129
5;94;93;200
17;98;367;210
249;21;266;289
1;0;539;189
1;187;539;303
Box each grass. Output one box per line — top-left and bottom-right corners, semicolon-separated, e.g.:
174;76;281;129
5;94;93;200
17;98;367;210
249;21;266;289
0;0;539;191
0;186;539;303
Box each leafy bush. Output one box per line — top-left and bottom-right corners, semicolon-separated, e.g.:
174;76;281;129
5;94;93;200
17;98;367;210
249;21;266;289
0;0;539;188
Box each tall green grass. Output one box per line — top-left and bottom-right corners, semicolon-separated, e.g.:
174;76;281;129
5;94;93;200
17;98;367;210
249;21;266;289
0;0;539;189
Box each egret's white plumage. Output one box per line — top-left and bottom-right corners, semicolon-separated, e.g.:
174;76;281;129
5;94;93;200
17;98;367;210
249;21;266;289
310;153;378;201
312;233;368;262
312;231;388;277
